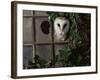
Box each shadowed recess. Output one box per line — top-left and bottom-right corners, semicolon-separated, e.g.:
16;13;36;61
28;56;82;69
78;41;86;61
41;21;50;34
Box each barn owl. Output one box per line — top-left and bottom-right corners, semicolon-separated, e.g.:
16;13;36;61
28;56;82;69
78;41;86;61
54;17;69;41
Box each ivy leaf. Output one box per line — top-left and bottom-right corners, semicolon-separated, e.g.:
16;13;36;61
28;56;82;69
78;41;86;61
70;31;82;44
47;12;59;21
59;45;72;60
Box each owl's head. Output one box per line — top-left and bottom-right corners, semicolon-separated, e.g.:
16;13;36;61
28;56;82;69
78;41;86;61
54;17;69;41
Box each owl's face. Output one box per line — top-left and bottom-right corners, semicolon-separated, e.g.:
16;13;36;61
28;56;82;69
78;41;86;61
54;17;69;41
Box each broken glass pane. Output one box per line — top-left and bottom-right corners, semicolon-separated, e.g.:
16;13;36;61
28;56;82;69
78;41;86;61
35;17;52;43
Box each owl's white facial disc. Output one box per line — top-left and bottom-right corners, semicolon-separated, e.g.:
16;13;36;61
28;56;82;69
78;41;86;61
54;17;69;41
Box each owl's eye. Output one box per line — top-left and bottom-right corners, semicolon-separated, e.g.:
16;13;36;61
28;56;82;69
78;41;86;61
57;23;60;27
63;23;67;30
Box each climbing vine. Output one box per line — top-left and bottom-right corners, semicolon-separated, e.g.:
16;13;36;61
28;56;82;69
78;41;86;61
47;12;91;67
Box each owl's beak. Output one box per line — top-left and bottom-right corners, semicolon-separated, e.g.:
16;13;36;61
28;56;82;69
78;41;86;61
59;32;64;36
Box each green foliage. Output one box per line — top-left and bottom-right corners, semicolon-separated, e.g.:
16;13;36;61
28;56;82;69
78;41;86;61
68;13;82;45
47;12;90;67
47;12;59;21
27;55;47;69
34;55;47;68
55;45;72;67
47;12;69;21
